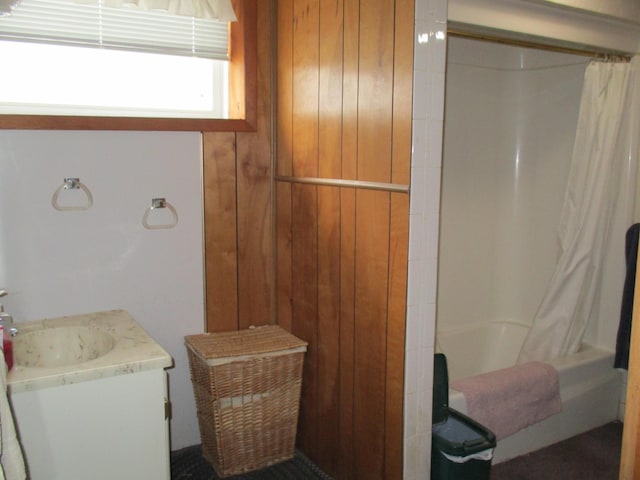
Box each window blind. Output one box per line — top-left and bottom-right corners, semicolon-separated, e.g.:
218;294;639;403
0;0;231;60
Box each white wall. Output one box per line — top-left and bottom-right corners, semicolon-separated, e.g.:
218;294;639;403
0;130;205;450
438;37;586;331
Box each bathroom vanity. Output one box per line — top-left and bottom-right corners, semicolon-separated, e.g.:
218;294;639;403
7;310;173;480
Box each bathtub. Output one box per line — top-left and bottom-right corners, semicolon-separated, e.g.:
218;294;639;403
436;321;622;463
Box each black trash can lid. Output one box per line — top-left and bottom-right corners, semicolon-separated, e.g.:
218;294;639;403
432;353;497;456
432;410;496;456
433;353;449;424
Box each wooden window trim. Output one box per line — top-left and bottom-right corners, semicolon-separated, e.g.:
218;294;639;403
0;0;257;132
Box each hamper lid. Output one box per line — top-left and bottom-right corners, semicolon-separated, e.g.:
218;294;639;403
185;325;308;365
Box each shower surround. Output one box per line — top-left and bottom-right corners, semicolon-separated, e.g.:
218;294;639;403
436;35;633;458
438;36;630;353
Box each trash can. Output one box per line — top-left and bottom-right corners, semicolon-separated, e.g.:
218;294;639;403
431;353;496;480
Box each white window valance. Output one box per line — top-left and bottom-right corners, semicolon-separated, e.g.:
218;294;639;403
74;0;237;21
0;0;236;59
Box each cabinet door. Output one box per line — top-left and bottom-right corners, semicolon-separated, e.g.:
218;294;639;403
11;369;170;480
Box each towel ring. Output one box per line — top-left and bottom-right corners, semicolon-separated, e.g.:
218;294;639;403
51;178;94;211
142;198;178;230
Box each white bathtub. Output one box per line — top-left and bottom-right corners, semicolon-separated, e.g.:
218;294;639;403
436;321;622;463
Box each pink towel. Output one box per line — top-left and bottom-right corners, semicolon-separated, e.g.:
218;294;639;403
450;361;562;440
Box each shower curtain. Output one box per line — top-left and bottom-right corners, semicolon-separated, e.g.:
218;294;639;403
518;58;639;364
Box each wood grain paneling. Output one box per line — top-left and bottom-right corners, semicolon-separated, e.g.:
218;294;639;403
203;132;239;333
357;0;395;183
339;3;359;475
386;193;409;480
354;189;391;478
205;1;413;478
292;0;320;179
392;0;414;186
276;0;294;333
204;0;273;333
339;186;357;480
275;1;413;479
316;2;344;475
619;248;640;479
317;185;341;476
291;183;319;452
235;0;274;329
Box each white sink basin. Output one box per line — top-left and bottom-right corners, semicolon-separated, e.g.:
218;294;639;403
7;310;172;393
14;325;116;368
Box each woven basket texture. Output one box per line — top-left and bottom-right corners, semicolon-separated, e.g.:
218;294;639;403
185;326;307;478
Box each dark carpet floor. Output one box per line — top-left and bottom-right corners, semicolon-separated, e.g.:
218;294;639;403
171;446;333;480
491;421;623;480
173;422;622;479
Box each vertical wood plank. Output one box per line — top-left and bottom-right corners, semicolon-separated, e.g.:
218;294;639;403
386;193;409;480
385;2;413;474
236;0;273;329
292;183;319;455
342;0;359;182
315;1;344;476
276;0;294;333
276;0;293;178
292;0;320;178
319;0;344;181
339;1;359;476
392;0;414;186
276;182;294;333
290;0;320;460
317;185;341;476
354;189;391;480
357;0;395;183
339;186;356;480
203;132;239;333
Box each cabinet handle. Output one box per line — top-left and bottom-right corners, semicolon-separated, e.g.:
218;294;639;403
164;399;171;420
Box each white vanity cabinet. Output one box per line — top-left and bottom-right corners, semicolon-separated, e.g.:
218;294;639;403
7;310;173;480
10;369;169;480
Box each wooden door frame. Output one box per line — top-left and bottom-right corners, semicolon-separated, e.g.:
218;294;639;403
620;248;640;479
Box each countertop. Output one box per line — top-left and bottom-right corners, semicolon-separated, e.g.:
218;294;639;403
7;309;172;393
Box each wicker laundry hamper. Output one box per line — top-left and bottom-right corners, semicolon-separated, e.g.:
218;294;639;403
185;325;308;477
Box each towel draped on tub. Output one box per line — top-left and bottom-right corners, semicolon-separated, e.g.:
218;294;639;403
450;361;562;440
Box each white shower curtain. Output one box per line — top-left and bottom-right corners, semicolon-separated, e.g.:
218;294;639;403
518;58;639;364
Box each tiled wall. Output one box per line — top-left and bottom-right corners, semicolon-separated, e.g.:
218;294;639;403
404;0;447;478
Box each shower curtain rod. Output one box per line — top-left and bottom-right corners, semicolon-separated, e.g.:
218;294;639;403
448;29;632;62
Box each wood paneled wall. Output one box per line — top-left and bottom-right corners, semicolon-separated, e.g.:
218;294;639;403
276;1;413;479
203;1;413;479
203;0;274;333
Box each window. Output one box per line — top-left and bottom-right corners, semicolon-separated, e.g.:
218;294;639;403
0;0;257;131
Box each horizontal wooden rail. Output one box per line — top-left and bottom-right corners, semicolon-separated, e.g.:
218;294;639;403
275;175;410;193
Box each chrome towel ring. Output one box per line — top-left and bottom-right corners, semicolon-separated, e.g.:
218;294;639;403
51;178;94;211
142;198;178;230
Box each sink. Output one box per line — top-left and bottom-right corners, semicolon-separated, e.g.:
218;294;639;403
13;325;116;368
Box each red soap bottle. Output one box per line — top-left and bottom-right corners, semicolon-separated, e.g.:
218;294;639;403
0;326;13;371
